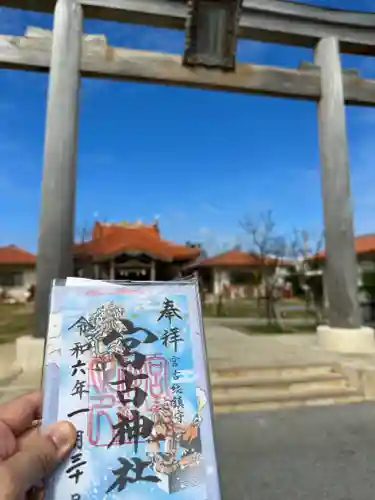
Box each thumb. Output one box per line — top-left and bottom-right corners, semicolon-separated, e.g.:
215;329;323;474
0;421;76;499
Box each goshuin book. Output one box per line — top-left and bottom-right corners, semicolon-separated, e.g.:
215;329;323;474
42;278;221;500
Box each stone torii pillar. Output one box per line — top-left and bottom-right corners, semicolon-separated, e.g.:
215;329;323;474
314;37;374;352
34;0;82;339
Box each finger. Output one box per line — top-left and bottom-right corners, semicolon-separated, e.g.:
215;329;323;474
0;391;43;435
0;421;76;498
1;421;42;462
16;422;63;455
0;421;17;461
17;426;40;452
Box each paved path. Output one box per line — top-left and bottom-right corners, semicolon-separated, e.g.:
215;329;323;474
0;326;336;402
0;342;16;378
2;376;375;498
207;317;315;326
203;321;375;370
2;321;375;390
216;402;375;500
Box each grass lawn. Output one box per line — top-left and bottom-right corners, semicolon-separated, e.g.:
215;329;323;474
0;304;34;344
239;324;316;335
203;299;314;320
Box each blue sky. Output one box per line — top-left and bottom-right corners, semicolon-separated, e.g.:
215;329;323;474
1;0;375;255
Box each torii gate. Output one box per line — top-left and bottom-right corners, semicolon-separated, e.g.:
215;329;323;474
1;0;375;353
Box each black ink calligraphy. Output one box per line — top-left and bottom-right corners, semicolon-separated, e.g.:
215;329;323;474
106;457;160;494
161;326;183;352
68;316;94;337
71;359;86;377
68;318;89;491
157;298;182;324
71;380;88;400
70;342;90;359
108;410;154;453
171;357;184;422
110;370;148;409
158;298;184;353
66;452;87;484
68;408;89;418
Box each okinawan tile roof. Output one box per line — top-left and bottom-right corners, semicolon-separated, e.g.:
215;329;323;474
196;250;262;267
315;233;375;259
355;234;375;253
0;245;36;265
196;249;292;267
74;221;200;262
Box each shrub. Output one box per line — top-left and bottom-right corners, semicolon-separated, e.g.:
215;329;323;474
361;271;375;299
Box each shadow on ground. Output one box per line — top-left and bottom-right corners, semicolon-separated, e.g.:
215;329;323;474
215;402;375;500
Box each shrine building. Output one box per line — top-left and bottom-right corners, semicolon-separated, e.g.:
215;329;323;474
73;219;201;281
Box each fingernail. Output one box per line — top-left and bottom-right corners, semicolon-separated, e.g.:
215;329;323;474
43;422;76;458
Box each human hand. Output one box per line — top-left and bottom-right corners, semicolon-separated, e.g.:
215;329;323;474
0;391;76;499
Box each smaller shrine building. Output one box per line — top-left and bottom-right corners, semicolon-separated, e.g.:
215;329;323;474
189;249;291;299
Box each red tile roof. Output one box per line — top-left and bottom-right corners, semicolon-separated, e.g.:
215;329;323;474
0;245;36;265
197;250;260;267
315;233;375;259
74;221;200;262
355;234;375;254
196;249;285;267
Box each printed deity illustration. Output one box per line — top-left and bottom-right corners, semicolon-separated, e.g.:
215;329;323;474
145;388;207;493
70;302;158;360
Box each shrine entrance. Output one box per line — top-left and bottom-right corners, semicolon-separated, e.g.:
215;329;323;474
113;255;155;281
1;0;375;351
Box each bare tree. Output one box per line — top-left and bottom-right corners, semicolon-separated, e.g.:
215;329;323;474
74;221;94;278
241;210;289;327
75;223;92;243
290;229;325;325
